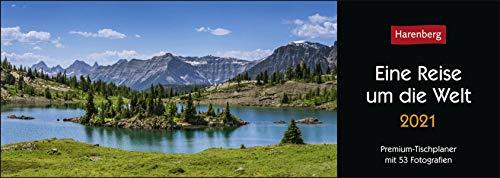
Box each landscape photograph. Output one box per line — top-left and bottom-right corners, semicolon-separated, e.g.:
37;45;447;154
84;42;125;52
0;1;337;177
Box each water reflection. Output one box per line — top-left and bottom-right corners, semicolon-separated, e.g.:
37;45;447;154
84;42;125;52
2;104;336;153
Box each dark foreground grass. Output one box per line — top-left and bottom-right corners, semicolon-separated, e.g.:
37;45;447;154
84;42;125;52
1;138;336;177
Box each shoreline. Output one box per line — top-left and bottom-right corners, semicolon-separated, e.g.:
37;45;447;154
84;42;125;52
0;138;337;153
1;96;81;105
1;138;337;177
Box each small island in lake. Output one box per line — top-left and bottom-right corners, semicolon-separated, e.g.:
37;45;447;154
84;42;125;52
273;118;323;125
7;115;35;120
65;91;247;130
297;117;322;124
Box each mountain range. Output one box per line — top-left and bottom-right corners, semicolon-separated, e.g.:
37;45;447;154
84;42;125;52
31;41;337;90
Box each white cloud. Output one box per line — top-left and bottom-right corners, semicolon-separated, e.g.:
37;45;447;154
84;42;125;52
293;19;304;25
97;29;126;39
215;49;272;61
89;50;139;60
289;13;337;39
69;28;126;39
1;51;51;66
135;34;141;38
195;27;206;32
52;37;64;48
69;31;92;37
308;13;334;23
33;46;42;50
195;26;232;36
210;28;232;36
54;42;64;48
1;26;52;45
1;26;65;48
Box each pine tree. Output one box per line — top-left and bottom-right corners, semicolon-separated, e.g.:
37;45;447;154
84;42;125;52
150;84;156;97
86;75;91;85
286;66;294;80
280;120;304;144
316;74;323;84
130;93;138;113
271;72;277;84
281;93;289;104
169;87;174;98
154;98;164;115
295;63;302;79
158;84;165;98
5;72;16;85
79;75;86;90
64;92;70;101
27;68;34;79
243;72;249;80
98;101;106;119
207;103;215;117
116;95;124;113
44;87;52;99
315;63;322;75
166;101;177;117
83;90;97;124
1;57;8;69
256;74;262;85
17;75;25;91
263;71;269;84
183;93;197;123
147;93;155;115
34;69;39;78
222;102;232;123
302;63;310;81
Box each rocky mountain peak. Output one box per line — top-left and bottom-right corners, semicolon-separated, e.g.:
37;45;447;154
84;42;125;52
69;60;91;68
31;61;49;70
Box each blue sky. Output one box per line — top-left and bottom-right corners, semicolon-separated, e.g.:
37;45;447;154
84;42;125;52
1;1;337;67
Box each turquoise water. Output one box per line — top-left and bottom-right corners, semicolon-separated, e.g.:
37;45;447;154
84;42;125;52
1;104;336;153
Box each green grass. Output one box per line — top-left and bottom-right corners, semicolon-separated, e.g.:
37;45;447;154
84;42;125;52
93;95;130;106
1;138;337;177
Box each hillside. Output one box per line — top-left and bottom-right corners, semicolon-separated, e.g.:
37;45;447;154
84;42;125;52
196;74;337;110
1;59;132;106
1;138;337;177
1;70;81;104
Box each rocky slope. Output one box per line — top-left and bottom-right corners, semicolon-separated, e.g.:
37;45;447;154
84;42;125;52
199;79;337;110
182;55;258;84
91;54;209;90
245;41;337;78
